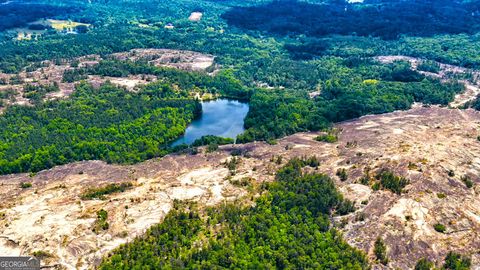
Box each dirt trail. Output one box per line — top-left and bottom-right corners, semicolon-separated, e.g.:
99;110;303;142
1;106;480;269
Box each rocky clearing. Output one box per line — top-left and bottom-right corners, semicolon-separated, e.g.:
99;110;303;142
0;106;480;269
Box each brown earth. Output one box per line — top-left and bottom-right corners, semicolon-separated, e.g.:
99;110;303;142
1;106;480;269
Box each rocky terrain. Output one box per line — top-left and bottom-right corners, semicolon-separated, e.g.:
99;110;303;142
0;106;479;269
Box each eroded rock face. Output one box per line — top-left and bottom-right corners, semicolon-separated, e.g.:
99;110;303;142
0;106;480;269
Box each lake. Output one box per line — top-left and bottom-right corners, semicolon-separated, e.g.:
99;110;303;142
171;99;249;146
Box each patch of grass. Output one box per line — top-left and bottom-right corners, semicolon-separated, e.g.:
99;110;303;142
434;223;446;233
266;139;277;145
408;162;419;170
230;177;253;188
225;156;241;175
81;182;133;200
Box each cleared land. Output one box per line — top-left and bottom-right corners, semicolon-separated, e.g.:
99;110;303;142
0;106;479;269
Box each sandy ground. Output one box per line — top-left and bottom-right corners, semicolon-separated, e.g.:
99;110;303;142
1;106;480;269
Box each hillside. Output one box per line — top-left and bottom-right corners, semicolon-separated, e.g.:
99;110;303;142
0;106;479;269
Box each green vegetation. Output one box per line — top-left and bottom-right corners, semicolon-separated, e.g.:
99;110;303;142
336;168;348;181
81;182;133;200
23;83;59;104
100;159;368;269
93;209;109;234
20;182;32;189
461;175;474;189
443;252;471;270
418;60;441;74
191;135;233;147
374;237;388;265
375;171;410;195
32;250;54;260
415;258;434;270
434;223;447;233
206;143;219;153
437;193;447;199
315;132;339;143
0;0;471;153
0;83;201;174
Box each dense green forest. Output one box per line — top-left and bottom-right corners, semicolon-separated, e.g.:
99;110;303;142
100;158;369;269
0;82;201;174
223;0;480;40
0;1;79;31
0;0;474;173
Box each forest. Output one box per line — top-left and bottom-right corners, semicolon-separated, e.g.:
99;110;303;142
0;0;468;174
0;1;79;31
223;0;480;40
99;158;369;269
0;82;201;174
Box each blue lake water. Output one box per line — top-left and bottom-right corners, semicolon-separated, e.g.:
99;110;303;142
171;99;249;146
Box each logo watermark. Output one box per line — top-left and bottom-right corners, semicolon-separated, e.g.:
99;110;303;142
0;257;40;270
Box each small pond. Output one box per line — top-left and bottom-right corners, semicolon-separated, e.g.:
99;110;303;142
171;99;249;146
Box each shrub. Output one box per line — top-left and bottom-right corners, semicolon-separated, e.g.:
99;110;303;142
93;209;109;233
374;237;388;265
225;157;240;174
461;175;474;188
20;182;32;189
417;60;441;74
336;199;355;216
32;250;54;260
443;252;471;270
433;223;446;233
437;193;447;199
81;182;133;200
206;143;219;153
336;168;348;181
415;258;434;270
192;135;233;147
315;134;338;143
376;171;409;194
